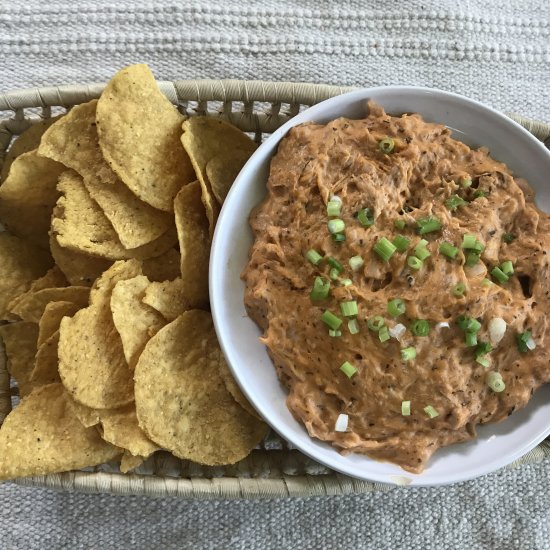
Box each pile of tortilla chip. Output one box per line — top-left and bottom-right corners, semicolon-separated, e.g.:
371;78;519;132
0;64;266;481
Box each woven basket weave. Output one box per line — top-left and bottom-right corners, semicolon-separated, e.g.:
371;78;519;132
0;80;549;499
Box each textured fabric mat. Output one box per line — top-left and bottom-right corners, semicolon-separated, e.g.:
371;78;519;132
1;0;550;548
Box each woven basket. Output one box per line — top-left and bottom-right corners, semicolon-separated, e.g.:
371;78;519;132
1;80;549;499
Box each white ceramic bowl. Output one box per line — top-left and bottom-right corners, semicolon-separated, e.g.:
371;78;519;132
210;86;550;486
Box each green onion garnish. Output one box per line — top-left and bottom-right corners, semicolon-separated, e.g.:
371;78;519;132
340;278;353;287
367;316;385;332
459;176;472;188
305;249;323;266
349;255;364;272
329;268;340;280
461;234;477;249
329;329;341;338
475;342;492;357
379;137;395;154
487;372;505;393
348;319;359;335
394;219;406;230
407;256;423;270
491;266;509;284
476;356;490;368
465;251;481;267
310;277;330;301
327;200;341;217
328;219;345;235
516;330;533;353
416;216;442;235
502;233;515;243
445;195;468;211
413;240;431;261
481;278;493;286
452;283;466;297
332;233;346;243
424;405;439;419
410;319;430;337
401;347;417;361
500;260;514;276
457;316;481;333
373;237;397;262
327;257;343;273
357;207;375;227
321;310;342;331
401;401;411;416
340;300;358;318
473;190;487;199
465;331;478;347
439;242;459;259
387;298;406;317
378;325;390;342
392;234;410;252
340;361;357;378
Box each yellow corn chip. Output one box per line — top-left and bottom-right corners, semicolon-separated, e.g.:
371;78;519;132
37;300;81;348
218;355;260;419
141;248;181;282
96;64;195;212
142;278;205;322
31;330;61;387
120;453;146;473
205;149;253;204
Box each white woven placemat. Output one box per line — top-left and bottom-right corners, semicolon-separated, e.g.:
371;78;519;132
1;0;549;548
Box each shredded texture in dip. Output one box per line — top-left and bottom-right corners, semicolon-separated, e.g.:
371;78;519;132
243;103;549;473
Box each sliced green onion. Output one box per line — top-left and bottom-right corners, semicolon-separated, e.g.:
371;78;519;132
491;266;509;284
500;260;514;276
373;237;397;262
459;176;472;188
349;255;364;272
452;283;466;297
357;207;375;227
392;234;410;252
424;405;439;419
388;298;406;317
326;200;341;217
340;278;353;287
410;319;430;337
517;330;533;353
475;342;492;358
394;219;406;230
305;249;323;266
476;356;491;368
328;219;345;235
401;401;411;416
416;216;442;235
462;234;477;249
457;316;481;333
473;190;487;199
487;372;505;393
407;256;423;270
329;268;340;280
332;233;346;243
472;240;485;253
502;233;515;243
329;329;341;338
367;315;385;332
310;277;330;301
378;325;390;342
379;137;395;154
327;257;343;273
348;319;360;335
465;331;478;347
465;251;481;267
414;240;431;261
401;347;417;361
340;361;357;378
445;195;468;211
439;242;459;259
340;300;358;318
481;278;493;286
321;310;342;331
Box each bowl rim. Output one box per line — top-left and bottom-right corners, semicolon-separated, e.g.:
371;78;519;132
210;85;550;486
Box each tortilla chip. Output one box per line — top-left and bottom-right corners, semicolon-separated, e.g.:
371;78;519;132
28;266;68;292
8;286;89;323
134;310;268;465
0;233;53;320
120;452;146;473
218;355;260;419
142;278;206;322
31;331;61;387
52;171;177;261
174;181;210;306
181;117;256;234
96;64;195;212
206;148;254;205
58;261;140;409
0;322;38;397
110;275;166;369
0;383;121;481
141;248;181;282
0;150;64;249
38;100;119;186
37;300;81;348
0;116;63;183
50;236;112;286
65;394;101;428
